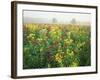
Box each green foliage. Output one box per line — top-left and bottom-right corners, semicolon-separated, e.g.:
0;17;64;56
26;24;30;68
23;23;91;69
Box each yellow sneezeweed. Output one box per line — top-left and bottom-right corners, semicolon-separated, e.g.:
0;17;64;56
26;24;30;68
77;42;85;48
55;53;63;63
50;26;61;34
39;28;47;39
66;49;74;56
69;51;74;56
24;23;38;31
27;33;35;43
37;38;43;41
64;38;73;45
71;61;79;67
27;34;35;39
71;58;79;67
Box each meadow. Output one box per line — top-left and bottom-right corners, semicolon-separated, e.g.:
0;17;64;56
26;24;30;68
23;23;91;69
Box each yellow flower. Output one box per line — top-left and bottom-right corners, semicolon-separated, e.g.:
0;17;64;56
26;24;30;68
71;61;79;67
69;51;74;56
37;38;43;41
55;53;63;63
66;49;74;56
24;23;38;31
27;34;35;40
64;39;73;45
77;42;85;48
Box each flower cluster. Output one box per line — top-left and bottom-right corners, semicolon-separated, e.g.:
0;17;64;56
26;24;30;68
23;23;91;69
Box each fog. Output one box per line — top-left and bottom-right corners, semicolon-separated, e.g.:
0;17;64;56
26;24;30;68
23;10;91;24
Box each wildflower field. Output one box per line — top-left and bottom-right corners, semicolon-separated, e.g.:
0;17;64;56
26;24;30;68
23;23;91;69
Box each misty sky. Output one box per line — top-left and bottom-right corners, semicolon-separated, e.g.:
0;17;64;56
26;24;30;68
23;10;91;24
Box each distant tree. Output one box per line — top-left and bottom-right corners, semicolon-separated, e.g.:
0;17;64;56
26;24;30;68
52;18;57;23
70;18;77;24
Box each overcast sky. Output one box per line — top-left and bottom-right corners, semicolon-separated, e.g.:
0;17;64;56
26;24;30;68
23;10;91;24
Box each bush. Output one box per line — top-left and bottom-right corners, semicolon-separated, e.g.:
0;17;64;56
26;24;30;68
23;23;91;69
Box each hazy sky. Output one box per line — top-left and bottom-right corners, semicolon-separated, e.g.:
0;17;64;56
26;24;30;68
23;10;91;24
